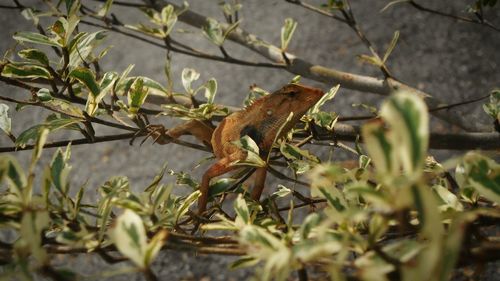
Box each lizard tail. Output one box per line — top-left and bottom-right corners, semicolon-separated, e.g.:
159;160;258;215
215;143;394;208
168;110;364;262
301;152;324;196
250;167;267;201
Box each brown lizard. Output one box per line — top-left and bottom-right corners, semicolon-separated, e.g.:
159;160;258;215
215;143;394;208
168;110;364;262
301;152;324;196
153;83;324;215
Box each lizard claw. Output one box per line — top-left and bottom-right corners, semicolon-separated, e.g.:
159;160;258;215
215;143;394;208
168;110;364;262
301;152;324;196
129;124;172;146
143;124;172;145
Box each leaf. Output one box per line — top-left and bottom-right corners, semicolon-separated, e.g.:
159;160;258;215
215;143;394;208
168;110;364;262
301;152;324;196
362;91;429;182
362;119;395;176
208;178;236;198
127;77;149;114
68;31;106;69
1;63;51;79
117;76;168;97
230;256;259;269
232;135;266;168
87;71;118;116
272;184;292;198
357;54;383;67
18;48;50;66
380;0;411;12
459;153;500;204
0;155;26;200
310;84;339;114
111;209;148;268
51;16;80;46
381;91;429;176
31;128;49;168
382;31;400;63
201;78;217;104
175;190;201;223
0;103;12;135
13;31;61;47
234;194;250;224
298;213;320;239
160;4;177;37
281;18;297;51
144;230;167;267
15;115;81;148
48;145;72;197
181;68;200;94
483;89;500;122
97;0;114;17
202;18;224;46
36;88;53;102
69;67;100;97
16;210;49;263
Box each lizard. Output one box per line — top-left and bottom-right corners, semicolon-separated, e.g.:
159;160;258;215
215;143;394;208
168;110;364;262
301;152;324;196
152;83;325;215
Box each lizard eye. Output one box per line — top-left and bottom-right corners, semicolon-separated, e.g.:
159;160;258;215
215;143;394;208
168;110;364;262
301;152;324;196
266;110;273;116
287;91;298;97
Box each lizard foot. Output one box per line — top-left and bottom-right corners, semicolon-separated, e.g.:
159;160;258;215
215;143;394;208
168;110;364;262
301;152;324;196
144;124;172;145
130;124;172;146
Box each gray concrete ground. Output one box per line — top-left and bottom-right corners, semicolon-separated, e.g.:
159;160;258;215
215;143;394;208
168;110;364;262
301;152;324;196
1;0;499;280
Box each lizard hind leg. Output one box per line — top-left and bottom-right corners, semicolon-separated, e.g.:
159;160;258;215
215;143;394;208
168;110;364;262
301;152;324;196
250;167;268;201
198;150;246;215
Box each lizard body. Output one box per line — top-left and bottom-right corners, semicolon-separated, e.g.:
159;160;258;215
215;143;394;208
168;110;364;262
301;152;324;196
158;83;324;214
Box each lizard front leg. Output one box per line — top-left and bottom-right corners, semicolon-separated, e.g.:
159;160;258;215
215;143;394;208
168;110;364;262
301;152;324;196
148;120;214;148
198;150;247;215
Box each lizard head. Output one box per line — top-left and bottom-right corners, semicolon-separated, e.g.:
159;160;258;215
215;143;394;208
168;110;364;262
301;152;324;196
261;83;324;122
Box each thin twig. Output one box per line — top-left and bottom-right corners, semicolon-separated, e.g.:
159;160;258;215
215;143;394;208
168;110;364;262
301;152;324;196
408;0;500;33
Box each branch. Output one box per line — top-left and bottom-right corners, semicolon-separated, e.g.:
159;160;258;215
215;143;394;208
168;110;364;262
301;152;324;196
407;0;500;33
149;0;483;132
310;123;500;150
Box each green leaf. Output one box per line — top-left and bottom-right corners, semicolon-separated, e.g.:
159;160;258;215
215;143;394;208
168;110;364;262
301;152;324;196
1;62;51;79
68;31;106;69
483;89;500;123
127;77;149;114
144;230;167;267
15;115;81;148
117;76;169;97
16;210;49;263
175;190;201;223
86;71;117;116
361;120;394;175
0;155;26;200
36;88;53;102
181;68;200;94
31;128;49;168
381;91;429;175
111;209;148;268
50;147;72;195
230;256;259;269
232;135;266;167
208;178;236;198
281;18;297;51
299;213;320;240
201;78;217;104
272;184;292;198
69;67;100;96
51;16;80;46
380;0;411;12
382;31;400;63
97;0;114;17
362;91;429;182
13;31;61;47
18;48;50;66
234;194;250;224
203;18;224;46
0;103;12;135
310;84;339;114
160;5;177;37
459;153;500;204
